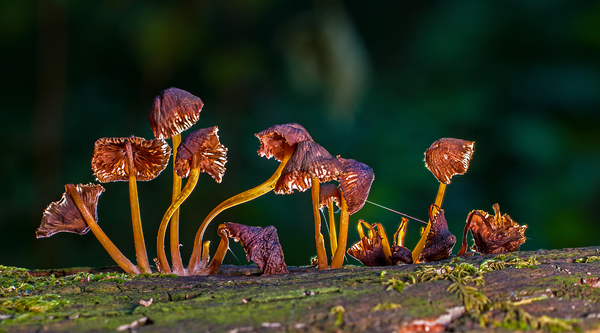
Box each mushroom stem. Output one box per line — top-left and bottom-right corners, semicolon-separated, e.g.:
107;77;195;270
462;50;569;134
125;142;152;274
411;182;446;263
374;223;393;266
330;195;349;268
201;241;211;266
457;211;478;256
187;144;295;274
195;224;229;275
394;218;409;248
311;177;328;270
169;134;186;275
328;201;338;256
65;184;141;274
156;154;201;274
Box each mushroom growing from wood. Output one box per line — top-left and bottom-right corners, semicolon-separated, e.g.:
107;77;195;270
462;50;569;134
156;126;227;275
347;220;391;266
149;87;203;275
91;136;171;273
187;123;311;274
412;138;474;263
419;204;456;262
37;183;140;274
457;203;527;255
390;218;413;265
318;183;342;256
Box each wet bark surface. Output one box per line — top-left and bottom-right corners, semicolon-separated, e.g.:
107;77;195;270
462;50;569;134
1;246;600;332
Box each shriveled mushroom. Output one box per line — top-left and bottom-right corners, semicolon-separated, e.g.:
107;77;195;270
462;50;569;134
412;138;474;263
347;220;391;266
187;123;310;274
91;136;171;273
390;218;413;265
457;203;527;255
37;184;140;274
149;87;203;276
156;126;227;275
419;204;456;262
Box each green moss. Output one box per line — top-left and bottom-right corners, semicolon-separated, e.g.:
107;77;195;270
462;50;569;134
0;294;65;315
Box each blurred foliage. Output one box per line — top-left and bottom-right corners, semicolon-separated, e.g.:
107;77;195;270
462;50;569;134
1;0;599;269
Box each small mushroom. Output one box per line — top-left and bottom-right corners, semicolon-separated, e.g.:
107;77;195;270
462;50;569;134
457;203;527;255
187;123;309;274
391;218;413;265
412;138;474;263
156;126;227;275
347;220;391;266
419;204;456;262
149;88;204;277
91;136;171;273
224;222;289;276
37;184;140;274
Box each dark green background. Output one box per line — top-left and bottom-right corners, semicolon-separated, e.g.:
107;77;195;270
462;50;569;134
2;0;600;270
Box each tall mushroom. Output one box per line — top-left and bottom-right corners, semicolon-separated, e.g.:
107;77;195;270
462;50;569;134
187;123;311;274
37;183;140;274
156;126;227;275
412;138;474;263
149;87;203;276
91;136;171;273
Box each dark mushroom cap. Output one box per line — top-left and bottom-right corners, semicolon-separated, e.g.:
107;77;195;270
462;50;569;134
274;140;346;194
174;126;228;183
255;123;313;162
467;203;527;254
424;138;475;184
318;183;341;209
92;136;172;182
224;222;288;276
419;206;456;262
390;245;413;265
149;87;204;139
347;223;387;267
36;183;104;238
337;157;374;215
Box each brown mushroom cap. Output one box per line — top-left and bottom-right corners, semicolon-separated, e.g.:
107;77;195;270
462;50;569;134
36;183;105;238
318;183;341;209
337;157;374;215
91;136;172;182
419;207;456;262
347;223;387;267
424;138;475;184
467;203;527;254
174;126;228;183
255;123;314;162
149;87;204;139
274;140;346;194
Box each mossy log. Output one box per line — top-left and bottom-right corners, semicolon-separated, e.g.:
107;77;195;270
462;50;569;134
1;246;600;332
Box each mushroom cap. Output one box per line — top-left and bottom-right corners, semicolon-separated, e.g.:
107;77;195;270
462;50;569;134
274;140;346;194
149;87;204;139
318;183;341;209
174;126;228;182
347;223;388;267
424;138;475;184
92;136;172;183
36;183;104;238
467;203;527;254
255;123;313;162
419;207;456;262
337;157;374;215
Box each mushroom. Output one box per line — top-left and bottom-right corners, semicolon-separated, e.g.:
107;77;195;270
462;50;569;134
156;126;227;275
318;183;342;255
149;87;203;276
91;136;171;273
273;140;347;270
419;204;456;262
186;123;311;274
412;138;474;263
457;203;527;255
37;184;140;274
346;220;391;266
390;218;413;265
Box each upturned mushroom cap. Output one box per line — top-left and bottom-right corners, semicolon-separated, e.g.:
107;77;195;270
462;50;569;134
149;87;204;139
419;206;456;262
318;183;341;209
255;123;314;162
274;140;346;194
337;157;374;215
174;126;228;183
467;203;527;254
424;138;475;184
91;136;172;182
36;183;104;238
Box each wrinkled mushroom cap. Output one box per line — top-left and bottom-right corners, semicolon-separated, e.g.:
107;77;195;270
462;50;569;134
36;183;104;238
274;140;346;194
149;87;204;139
424;138;475;184
318;183;341;209
347;222;387;267
255;123;313;162
467;203;527;254
419;207;456;262
337;157;374;215
174;126;228;183
92;136;172;182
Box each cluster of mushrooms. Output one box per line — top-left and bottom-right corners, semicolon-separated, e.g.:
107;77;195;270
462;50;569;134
37;87;528;276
